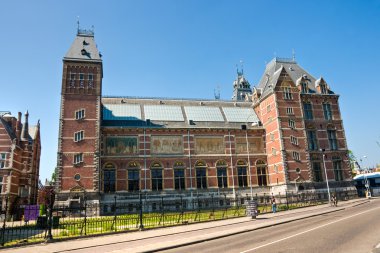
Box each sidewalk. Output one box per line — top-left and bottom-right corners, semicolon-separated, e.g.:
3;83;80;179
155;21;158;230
3;198;371;253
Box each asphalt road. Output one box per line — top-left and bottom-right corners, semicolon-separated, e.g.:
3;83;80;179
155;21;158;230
159;199;380;253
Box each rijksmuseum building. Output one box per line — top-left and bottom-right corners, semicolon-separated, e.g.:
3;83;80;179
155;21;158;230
55;29;353;207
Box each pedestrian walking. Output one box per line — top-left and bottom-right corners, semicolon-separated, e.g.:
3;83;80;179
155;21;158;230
271;196;277;213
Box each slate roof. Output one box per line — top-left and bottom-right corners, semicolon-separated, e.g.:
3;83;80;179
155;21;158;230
101;97;260;129
256;57;334;99
64;32;102;62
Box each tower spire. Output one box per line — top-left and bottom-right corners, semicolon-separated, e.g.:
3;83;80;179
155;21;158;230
77;16;80;34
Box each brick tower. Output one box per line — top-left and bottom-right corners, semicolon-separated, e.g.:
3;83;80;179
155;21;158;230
56;28;103;204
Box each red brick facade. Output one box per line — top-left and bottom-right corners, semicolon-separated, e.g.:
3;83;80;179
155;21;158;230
0;112;41;211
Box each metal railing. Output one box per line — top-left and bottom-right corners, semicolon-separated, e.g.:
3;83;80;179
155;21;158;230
0;188;357;247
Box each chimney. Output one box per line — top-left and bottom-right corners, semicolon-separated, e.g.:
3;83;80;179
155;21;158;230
16;112;22;139
21;111;29;141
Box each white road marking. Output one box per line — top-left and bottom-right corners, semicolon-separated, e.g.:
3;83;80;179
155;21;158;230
240;206;380;253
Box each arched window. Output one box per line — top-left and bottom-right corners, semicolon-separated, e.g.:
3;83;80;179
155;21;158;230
103;163;116;193
256;160;268;186
173;161;186;190
195;160;207;189
128;161;140;192
216;160;228;188
150;161;163;191
237;160;247;187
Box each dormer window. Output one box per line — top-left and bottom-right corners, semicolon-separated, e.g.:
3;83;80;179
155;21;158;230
320;84;327;94
301;83;308;93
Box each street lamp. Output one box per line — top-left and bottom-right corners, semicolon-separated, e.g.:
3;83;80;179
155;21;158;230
244;115;258;200
361;156;371;198
320;149;331;205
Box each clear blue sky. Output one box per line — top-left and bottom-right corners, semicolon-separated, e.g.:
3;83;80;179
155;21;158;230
1;0;379;182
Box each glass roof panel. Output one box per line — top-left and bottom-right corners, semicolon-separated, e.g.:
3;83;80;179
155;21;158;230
103;104;142;120
144;105;184;121
222;107;259;123
184;106;224;122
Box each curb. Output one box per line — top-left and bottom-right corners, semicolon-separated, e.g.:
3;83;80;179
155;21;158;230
142;207;345;253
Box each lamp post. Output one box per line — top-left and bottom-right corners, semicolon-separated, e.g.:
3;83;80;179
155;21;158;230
245;125;253;199
320;149;331;205
244;115;258;200
361;156;371;198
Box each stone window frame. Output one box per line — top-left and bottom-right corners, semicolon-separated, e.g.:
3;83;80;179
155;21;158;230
150;161;163;191
0;153;6;168
292;151;300;161
215;160;228;189
73;153;83;165
283;86;293;100
236;160;248;188
103;163;116;193
195;160;207;189
290;135;298;145
323;103;333;120
256;160;268;186
74;130;85;142
75;109;86;120
173;161;186;191
286;107;294;115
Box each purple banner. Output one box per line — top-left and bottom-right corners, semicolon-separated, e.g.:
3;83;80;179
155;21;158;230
24;205;40;221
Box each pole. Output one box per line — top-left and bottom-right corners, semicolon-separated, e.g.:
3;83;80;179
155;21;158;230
139;191;144;230
1;195;9;246
228;131;236;198
321;152;331;205
245;128;253;199
46;191;53;241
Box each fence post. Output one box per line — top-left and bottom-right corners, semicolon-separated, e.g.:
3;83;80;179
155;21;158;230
139;191;144;230
285;191;289;210
83;196;87;236
1;195;9;246
113;195;117;232
46;192;54;242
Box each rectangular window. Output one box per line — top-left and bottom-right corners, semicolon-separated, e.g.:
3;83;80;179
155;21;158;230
292;151;300;161
307;131;318;150
288;119;295;129
74;153;83;164
0;153;6;168
303;102;313;120
128;170;140;192
151;169;163;191
327;130;338;150
174;169;185;190
333;160;344;181
290;136;298;145
79;73;84;80
272;148;277;156
88;73;93;81
313;162;323;182
321;84;327;94
270;133;274;141
74;130;84;142
266;105;271;113
75;109;85;120
237;167;247;187
70;72;76;80
323;103;332;120
286;107;294;115
217;168;228;188
196;168;207;189
283;87;293;100
104;170;115;193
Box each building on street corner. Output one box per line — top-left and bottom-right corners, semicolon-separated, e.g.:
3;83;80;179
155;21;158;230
0;111;41;213
54;28;354;212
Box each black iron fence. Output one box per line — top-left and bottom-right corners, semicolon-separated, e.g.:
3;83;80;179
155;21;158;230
0;188;357;247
